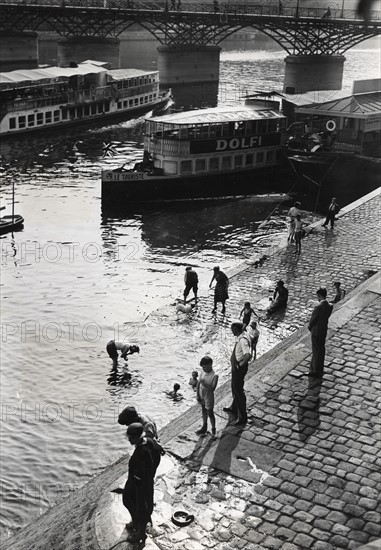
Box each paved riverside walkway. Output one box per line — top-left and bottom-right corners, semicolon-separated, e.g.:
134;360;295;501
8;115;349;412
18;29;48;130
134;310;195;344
4;189;381;550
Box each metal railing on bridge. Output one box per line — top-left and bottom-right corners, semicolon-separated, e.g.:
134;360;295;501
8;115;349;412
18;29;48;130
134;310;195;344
0;0;379;21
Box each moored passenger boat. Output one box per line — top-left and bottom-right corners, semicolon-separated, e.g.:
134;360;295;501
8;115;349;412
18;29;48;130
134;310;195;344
101;99;287;205
0;60;172;136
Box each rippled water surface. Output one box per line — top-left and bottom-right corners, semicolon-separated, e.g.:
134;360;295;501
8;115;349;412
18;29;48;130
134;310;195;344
1;45;380;539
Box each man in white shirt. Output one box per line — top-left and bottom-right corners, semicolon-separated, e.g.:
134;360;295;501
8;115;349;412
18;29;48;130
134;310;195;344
223;322;252;426
287;201;301;243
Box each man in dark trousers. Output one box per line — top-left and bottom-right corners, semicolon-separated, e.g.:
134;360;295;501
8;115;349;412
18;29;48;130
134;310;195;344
223;322;252;426
322;197;340;229
183;266;198;304
308;288;333;378
123;423;164;543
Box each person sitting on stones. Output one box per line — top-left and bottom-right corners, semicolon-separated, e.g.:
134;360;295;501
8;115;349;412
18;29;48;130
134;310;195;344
267;280;289;314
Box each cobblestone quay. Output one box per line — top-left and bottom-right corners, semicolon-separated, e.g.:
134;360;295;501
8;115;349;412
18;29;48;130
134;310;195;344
4;189;381;550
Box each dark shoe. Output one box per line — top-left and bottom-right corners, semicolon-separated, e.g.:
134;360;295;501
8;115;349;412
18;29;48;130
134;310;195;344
223;407;234;413
196;427;207;436
234;419;247;426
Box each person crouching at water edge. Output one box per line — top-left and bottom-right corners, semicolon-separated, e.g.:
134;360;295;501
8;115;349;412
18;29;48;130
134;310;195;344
122;423;165;544
106;340;140;368
196;356;219;440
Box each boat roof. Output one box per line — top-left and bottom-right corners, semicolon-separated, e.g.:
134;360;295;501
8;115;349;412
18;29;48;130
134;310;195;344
0;62;157;86
295;91;381;118
108;68;159;80
149;105;285;125
0;62;106;85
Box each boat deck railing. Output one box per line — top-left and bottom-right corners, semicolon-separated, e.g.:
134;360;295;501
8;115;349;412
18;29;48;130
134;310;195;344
115;82;158;99
332;141;361;154
2;83;161;115
147;138;190;156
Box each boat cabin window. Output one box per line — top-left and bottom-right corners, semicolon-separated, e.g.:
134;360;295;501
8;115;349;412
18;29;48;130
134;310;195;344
46;112;52;123
234;121;245;135
222;123;230;137
234;155;243;167
163;161;177;174
257;120;268;133
245;153;254;166
246;120;257;134
222;156;231;169
195;159;206;172
28;114;35;127
54;110;60;122
343;117;355;129
257;152;264;163
180;160;192;174
265;150;274;162
37;113;44;125
209;157;219;171
19;116;26;129
209;124;223;138
9;117;16;130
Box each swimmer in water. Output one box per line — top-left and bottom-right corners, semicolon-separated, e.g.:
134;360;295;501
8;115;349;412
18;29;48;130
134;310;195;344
165;383;183;401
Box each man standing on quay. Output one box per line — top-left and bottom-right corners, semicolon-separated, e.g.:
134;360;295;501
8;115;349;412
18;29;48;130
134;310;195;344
123;423;164;543
223;322;252;426
308;288;333;379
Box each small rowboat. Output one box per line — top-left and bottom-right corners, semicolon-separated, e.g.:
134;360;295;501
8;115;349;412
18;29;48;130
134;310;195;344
0;214;24;235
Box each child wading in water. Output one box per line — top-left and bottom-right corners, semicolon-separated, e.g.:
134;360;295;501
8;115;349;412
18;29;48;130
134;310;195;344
239;301;259;330
196;356;219;440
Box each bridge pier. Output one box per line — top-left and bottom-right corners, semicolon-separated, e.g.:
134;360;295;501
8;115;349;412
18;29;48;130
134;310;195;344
157;45;221;86
57;37;120;68
0;31;38;72
283;55;346;93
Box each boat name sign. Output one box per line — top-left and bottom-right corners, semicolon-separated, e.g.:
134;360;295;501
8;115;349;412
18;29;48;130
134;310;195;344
189;133;279;154
104;171;146;181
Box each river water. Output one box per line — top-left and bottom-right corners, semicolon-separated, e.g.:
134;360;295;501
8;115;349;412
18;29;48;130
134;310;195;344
1;44;380;539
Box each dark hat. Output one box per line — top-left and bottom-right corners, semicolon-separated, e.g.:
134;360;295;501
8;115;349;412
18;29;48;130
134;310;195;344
213;266;220;272
277;280;284;286
126;422;144;437
118;406;138;425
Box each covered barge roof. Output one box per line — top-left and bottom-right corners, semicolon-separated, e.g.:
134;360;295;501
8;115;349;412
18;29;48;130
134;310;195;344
149;105;285;125
295;91;381;118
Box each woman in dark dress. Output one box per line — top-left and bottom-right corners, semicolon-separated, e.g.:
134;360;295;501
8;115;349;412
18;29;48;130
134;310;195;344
209;266;229;314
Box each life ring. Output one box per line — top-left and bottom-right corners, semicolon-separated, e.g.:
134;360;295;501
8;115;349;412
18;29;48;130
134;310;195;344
326;120;336;132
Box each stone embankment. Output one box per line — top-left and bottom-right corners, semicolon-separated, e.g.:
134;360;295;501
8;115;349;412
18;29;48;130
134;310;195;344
4;189;381;550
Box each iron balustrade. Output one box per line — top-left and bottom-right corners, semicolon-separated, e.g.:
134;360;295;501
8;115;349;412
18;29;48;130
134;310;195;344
0;0;379;52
